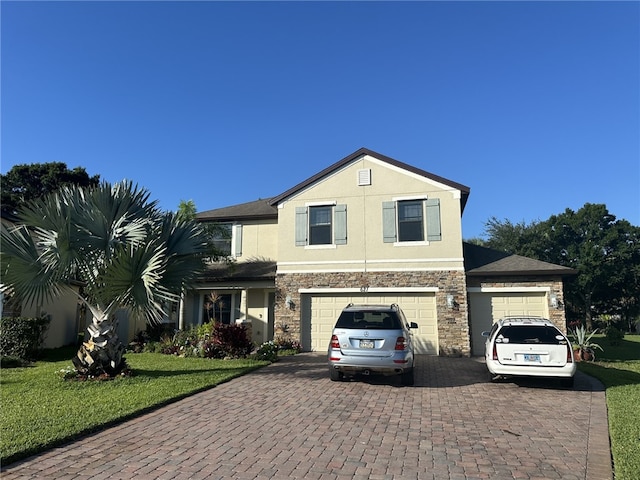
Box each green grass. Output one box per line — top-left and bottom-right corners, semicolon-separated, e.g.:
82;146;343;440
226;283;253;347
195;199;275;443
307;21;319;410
577;334;640;480
0;348;269;465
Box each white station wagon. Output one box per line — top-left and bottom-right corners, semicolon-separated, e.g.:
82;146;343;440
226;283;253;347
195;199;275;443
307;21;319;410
482;317;577;387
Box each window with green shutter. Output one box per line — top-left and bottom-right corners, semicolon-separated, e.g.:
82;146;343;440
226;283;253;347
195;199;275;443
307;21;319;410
382;198;442;243
295;204;347;246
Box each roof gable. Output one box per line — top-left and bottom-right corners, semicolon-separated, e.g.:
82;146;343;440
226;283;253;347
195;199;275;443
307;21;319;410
269;147;471;211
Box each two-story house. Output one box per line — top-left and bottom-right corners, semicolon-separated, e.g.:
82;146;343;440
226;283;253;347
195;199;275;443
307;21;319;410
187;148;574;356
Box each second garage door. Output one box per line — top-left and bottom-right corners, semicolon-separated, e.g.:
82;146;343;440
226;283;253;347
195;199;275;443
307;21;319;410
302;292;438;354
469;291;549;355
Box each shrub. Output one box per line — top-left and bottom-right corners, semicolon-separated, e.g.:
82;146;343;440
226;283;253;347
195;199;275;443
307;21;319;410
0;356;28;368
212;323;253;358
0;316;51;361
200;338;225;359
148;323;253;359
274;337;303;353
255;341;279;362
606;326;625;346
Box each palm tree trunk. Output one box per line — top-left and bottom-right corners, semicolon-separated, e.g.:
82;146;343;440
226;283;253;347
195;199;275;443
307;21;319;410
72;315;126;376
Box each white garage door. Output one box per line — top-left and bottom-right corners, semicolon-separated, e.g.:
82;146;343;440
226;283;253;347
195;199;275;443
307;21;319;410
469;292;549;355
303;292;438;354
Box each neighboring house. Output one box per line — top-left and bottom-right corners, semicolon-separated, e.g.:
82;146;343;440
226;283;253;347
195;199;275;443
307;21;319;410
1;211;86;349
188;147;575;356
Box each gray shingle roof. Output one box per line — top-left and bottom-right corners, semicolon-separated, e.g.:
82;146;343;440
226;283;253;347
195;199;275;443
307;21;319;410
196;198;277;222
200;260;277;282
463;242;576;276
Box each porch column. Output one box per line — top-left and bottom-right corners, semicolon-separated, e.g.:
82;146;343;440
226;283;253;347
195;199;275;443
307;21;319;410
238;289;248;321
178;292;185;330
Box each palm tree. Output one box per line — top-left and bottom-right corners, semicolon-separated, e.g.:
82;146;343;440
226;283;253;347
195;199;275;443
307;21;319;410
1;181;208;376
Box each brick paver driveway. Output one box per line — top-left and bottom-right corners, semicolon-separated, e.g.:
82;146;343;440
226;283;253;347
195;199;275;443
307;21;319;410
2;354;611;480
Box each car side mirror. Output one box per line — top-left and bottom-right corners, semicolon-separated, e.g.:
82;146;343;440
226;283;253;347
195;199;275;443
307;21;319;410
481;331;490;337
410;322;418;329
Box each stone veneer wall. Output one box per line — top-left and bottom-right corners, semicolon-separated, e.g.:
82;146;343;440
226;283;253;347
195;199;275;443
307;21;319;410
275;271;471;357
465;275;568;333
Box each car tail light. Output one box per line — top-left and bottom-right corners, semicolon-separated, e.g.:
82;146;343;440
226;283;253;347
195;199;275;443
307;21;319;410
330;335;340;350
492;343;498;361
395;336;407;351
566;343;573;363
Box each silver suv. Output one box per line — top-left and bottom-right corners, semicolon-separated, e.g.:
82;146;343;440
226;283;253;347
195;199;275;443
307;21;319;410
328;304;418;385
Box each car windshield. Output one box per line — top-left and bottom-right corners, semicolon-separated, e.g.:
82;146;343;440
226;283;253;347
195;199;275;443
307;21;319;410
497;325;565;345
335;311;402;330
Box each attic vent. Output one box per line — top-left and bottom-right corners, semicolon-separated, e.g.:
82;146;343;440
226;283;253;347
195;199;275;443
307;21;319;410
358;169;371;186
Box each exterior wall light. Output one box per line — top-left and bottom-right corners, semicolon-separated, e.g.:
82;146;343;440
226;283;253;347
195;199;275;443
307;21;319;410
446;294;456;309
285;295;294;309
550;293;562;309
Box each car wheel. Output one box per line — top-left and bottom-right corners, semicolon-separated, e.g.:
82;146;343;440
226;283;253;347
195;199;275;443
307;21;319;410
560;376;575;389
329;368;343;382
401;369;414;386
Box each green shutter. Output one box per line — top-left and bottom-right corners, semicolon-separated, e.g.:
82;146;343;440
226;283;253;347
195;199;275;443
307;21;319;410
295;207;308;246
234;224;243;257
382;201;397;243
334;204;347;245
426;198;441;241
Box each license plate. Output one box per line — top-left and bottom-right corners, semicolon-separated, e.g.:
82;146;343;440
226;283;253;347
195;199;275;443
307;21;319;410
359;339;374;349
524;354;541;363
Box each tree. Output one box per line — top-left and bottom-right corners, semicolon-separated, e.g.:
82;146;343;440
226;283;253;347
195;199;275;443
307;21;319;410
176;199;232;262
542;204;639;330
176;199;197;222
1;162;100;216
483;217;547;259
0;181;208;376
483;204;640;330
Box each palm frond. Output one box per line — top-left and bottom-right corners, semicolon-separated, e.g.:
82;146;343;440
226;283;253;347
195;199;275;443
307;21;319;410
0;223;62;307
2;180;208;328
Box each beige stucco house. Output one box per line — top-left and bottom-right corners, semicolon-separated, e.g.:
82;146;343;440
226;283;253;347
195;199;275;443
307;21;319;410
187;148;575;356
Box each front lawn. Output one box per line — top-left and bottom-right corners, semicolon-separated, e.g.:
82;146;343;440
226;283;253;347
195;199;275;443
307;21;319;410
0;348;269;465
577;334;640;480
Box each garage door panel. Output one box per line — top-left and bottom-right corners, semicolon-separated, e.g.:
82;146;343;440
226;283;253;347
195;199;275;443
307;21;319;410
414;337;437;356
470;292;549;356
306;293;438;354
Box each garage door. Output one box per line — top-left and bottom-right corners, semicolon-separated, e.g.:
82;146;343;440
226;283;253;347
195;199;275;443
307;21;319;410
302;292;437;354
469;292;549;355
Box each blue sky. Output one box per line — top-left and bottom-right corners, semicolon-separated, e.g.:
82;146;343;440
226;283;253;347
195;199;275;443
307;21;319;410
2;1;638;239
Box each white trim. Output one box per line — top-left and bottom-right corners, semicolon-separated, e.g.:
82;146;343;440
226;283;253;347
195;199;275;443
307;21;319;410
367;257;465;264
278;258;463;266
300;287;439;294
392;195;429;202
393;241;430;247
467;287;551;293
277;266;465;274
278;260;365;266
305;200;337;207
304;244;337;250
